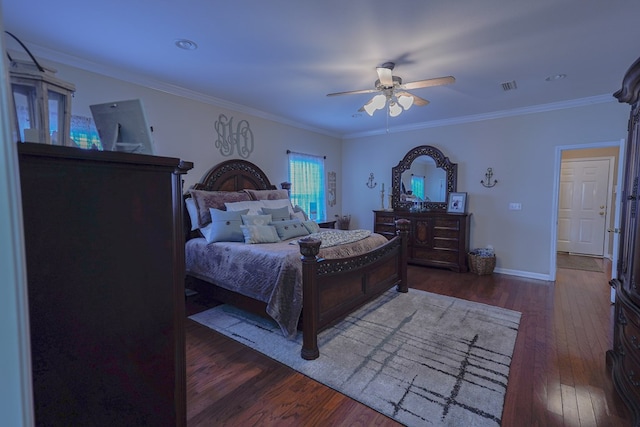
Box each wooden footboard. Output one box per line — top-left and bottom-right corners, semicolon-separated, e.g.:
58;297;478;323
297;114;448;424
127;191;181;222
298;219;409;360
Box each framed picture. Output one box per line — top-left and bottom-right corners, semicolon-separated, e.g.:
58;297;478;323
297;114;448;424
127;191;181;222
447;192;467;213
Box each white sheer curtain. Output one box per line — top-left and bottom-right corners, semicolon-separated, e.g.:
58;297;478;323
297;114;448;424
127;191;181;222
288;151;326;221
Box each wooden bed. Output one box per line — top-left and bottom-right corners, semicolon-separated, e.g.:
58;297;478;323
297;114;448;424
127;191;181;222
184;159;409;360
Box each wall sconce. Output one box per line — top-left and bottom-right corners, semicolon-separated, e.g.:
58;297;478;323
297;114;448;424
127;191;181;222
366;172;377;189
6;31;75;146
481;168;497;188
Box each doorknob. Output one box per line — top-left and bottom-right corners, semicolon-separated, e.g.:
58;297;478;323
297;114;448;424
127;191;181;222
600;205;606;209
599;211;605;216
608;228;621;233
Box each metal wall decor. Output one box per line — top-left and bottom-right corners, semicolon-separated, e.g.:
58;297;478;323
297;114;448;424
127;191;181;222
366;172;377;189
214;113;254;158
481;167;497;188
328;171;337;207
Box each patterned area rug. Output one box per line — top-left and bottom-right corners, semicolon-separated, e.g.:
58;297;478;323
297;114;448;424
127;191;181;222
557;253;604;272
190;289;521;426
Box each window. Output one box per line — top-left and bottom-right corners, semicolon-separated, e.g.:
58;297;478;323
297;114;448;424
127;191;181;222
411;175;425;200
288;151;326;221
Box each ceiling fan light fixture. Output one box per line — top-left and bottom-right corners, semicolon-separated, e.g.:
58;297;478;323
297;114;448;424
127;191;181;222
364;94;387;116
388;102;402;117
398;94;413;110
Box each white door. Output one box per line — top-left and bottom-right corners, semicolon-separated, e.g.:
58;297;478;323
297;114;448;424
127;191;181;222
557;158;611;255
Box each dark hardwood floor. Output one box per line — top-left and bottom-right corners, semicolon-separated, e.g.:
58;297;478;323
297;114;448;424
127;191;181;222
185;259;632;426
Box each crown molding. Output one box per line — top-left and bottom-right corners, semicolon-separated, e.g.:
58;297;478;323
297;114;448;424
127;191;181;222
17;44;341;139
16;44;616;142
342;94;616;139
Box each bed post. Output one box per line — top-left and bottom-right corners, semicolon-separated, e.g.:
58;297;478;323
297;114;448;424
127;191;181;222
299;237;322;360
396;219;410;293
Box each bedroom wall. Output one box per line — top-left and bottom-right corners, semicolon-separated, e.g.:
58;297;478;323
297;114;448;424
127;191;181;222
45;62;344;220
341;101;629;279
14;59;630;279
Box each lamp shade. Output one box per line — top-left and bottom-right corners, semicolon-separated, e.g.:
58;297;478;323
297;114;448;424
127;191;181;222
388;101;402;117
363;94;387;116
398;94;414;110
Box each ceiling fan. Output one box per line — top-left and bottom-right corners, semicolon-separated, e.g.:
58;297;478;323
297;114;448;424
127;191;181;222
327;62;455;117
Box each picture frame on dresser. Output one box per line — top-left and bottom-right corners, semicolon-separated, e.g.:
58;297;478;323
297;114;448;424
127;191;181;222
447;192;467;213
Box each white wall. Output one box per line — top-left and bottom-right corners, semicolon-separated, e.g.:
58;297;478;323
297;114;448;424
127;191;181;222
342;101;629;279
49;62;344;219
19;59;631;279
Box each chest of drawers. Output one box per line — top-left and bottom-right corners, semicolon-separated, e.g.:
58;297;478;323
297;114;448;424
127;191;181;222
374;210;470;272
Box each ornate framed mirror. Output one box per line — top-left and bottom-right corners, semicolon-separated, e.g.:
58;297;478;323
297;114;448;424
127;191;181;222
391;145;457;211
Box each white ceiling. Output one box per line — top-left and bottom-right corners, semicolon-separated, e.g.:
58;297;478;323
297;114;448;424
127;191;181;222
3;0;640;138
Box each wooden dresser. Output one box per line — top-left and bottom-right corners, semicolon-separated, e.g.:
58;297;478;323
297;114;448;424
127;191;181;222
374;210;470;272
18;143;192;426
608;56;640;424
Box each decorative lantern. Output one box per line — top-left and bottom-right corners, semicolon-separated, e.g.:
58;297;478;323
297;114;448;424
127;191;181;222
6;32;75;146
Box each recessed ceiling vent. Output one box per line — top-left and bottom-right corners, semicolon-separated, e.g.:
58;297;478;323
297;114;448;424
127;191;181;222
501;80;518;91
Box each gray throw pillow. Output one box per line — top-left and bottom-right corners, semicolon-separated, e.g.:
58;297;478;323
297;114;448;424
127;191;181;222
271;219;309;240
240;225;281;244
261;206;290;222
200;208;249;243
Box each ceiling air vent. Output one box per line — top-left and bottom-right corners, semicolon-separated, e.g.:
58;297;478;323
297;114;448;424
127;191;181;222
501;80;517;91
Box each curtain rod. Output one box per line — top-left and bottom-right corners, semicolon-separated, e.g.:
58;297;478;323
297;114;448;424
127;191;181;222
286;149;326;159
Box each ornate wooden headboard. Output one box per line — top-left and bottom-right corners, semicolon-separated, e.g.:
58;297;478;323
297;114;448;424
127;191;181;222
191;159;276;192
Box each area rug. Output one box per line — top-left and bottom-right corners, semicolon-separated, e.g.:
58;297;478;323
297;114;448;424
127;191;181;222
190;289;521;426
557;253;604;272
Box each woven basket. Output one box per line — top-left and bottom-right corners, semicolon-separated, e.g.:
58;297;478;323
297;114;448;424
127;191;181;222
467;253;496;275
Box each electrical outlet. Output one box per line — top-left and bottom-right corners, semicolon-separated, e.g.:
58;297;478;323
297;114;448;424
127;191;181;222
509;203;522;210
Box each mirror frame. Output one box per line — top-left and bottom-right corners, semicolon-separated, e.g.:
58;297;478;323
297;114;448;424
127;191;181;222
391;145;458;211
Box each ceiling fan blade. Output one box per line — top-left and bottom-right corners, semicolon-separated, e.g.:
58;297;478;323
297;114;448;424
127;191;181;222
376;66;394;87
327;88;379;97
400;76;455;90
397;91;430;106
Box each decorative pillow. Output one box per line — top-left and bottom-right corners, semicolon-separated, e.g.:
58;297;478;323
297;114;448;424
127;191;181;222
271;219;309;240
240;225;281;244
302;220;320;234
244;189;290;201
261;198;295;215
294;205;308;220
200;208;249;243
185;197;200;231
241;214;272;226
261;206;291;222
291;211;306;222
225;200;266;215
189;189;251;227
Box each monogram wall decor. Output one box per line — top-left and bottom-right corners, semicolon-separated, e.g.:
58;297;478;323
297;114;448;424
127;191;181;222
214;114;254;158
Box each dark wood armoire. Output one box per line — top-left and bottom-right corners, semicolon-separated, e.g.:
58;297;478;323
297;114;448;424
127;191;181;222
608;56;640;426
18;143;192;426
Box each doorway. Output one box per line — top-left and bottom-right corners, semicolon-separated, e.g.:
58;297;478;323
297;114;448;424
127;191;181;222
551;140;625;282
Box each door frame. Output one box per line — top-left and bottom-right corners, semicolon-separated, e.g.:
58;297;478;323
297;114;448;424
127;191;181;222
550;139;625;281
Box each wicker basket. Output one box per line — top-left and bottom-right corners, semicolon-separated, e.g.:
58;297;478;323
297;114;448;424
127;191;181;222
467;253;496;275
